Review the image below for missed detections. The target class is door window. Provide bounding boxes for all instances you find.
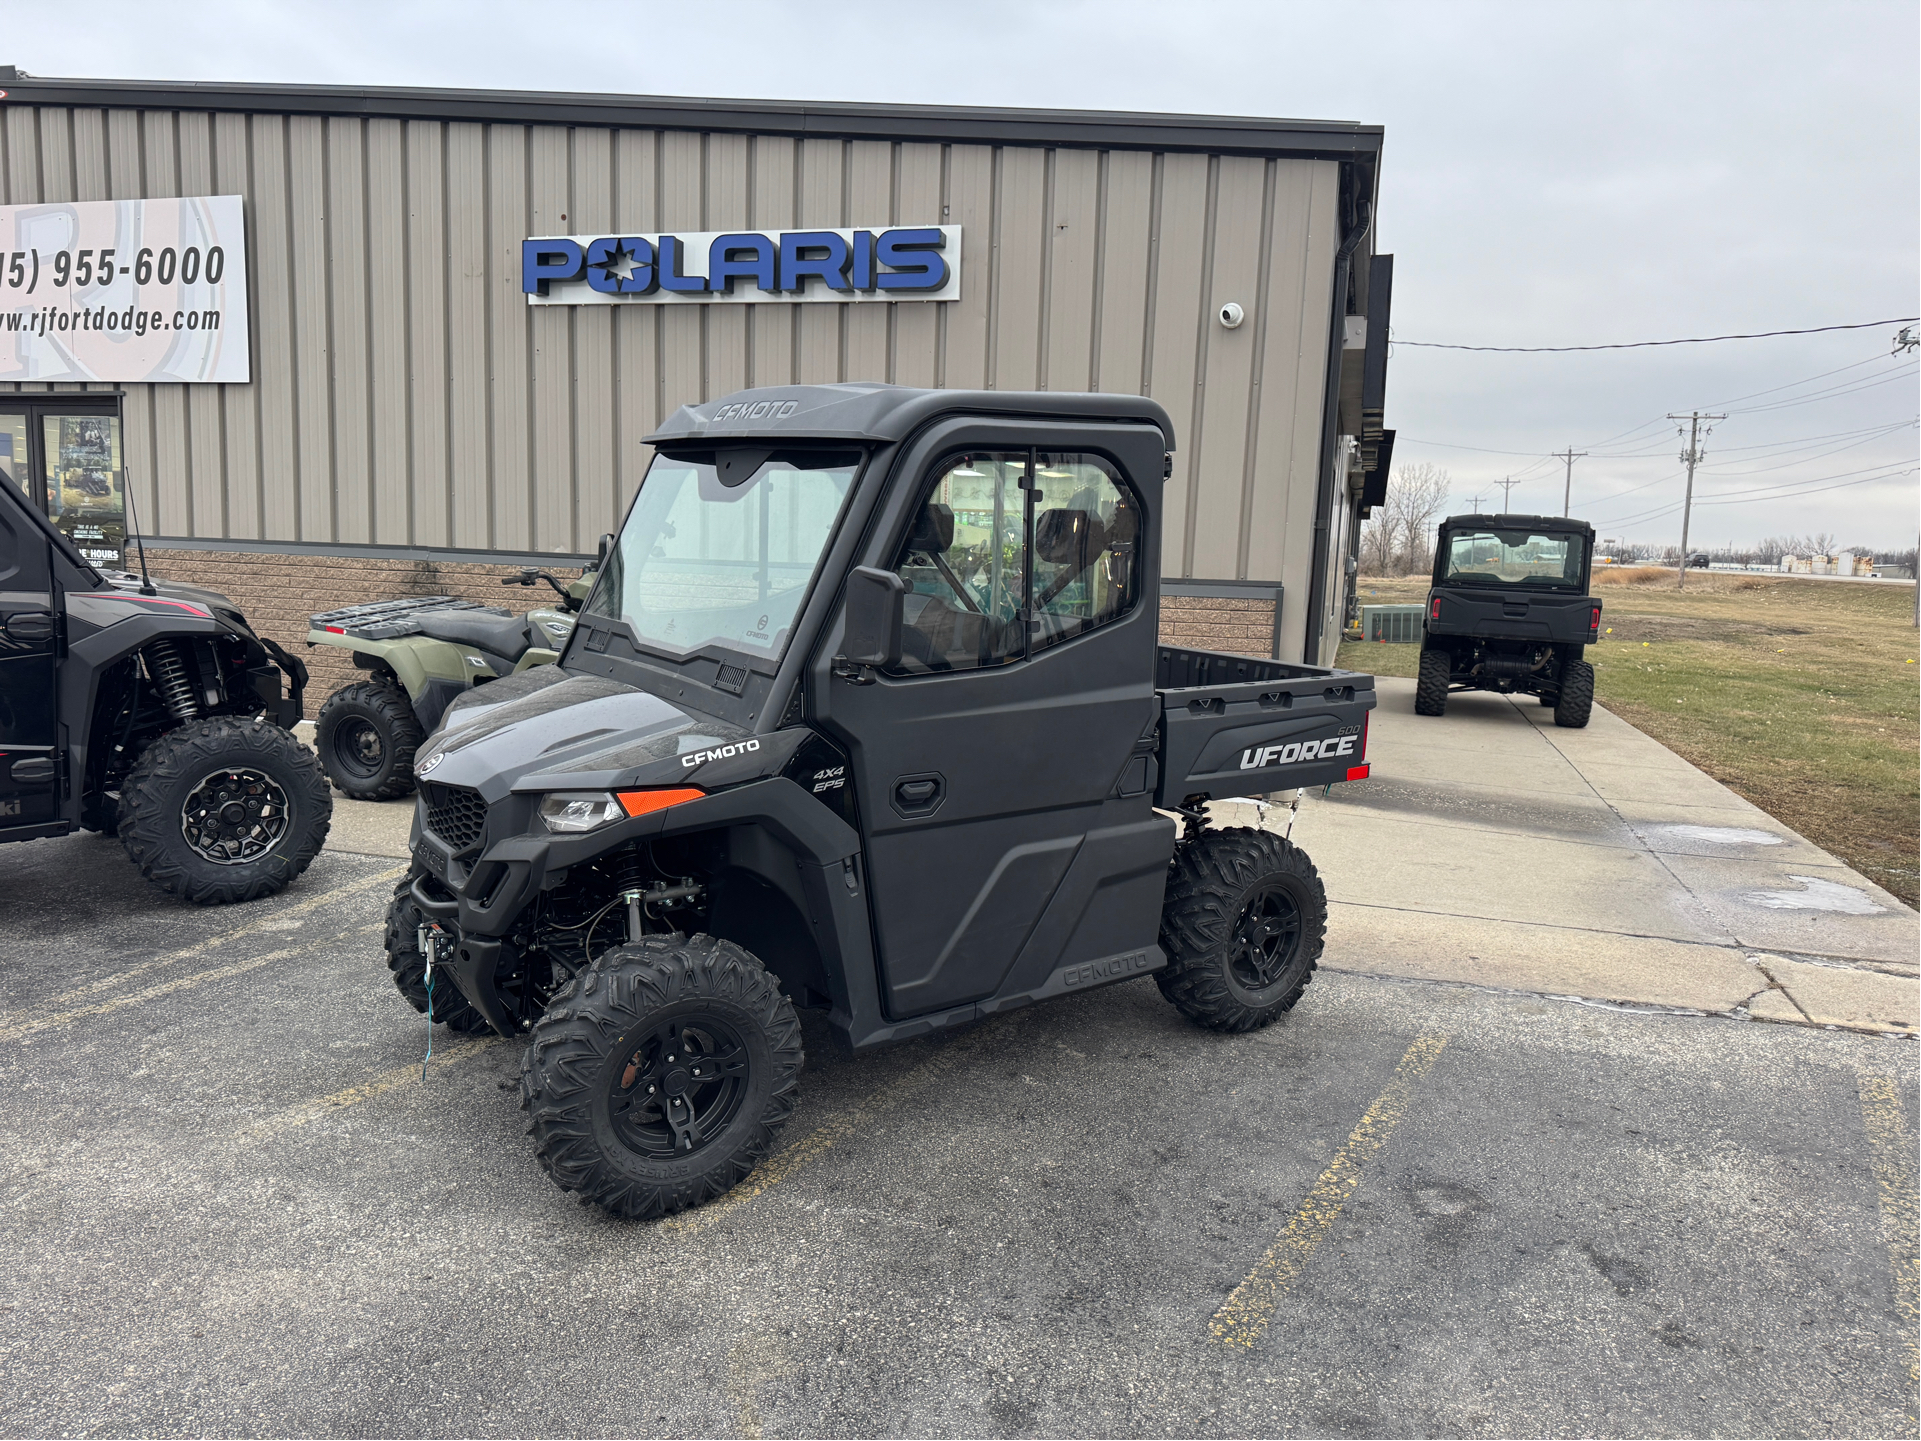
[890,451,1027,675]
[1030,452,1140,655]
[888,449,1140,675]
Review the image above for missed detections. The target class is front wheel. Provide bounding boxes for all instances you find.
[1554,659,1595,728]
[1157,828,1327,1033]
[315,679,425,800]
[521,934,803,1220]
[383,874,490,1034]
[117,717,333,904]
[1415,645,1451,716]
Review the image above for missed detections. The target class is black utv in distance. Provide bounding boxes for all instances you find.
[1416,513,1601,728]
[392,383,1377,1221]
[0,477,330,903]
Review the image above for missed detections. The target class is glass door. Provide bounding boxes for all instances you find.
[42,412,125,569]
[0,397,126,570]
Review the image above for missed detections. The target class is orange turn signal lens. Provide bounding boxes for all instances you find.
[614,787,705,818]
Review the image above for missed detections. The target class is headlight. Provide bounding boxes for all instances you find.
[538,787,705,833]
[539,793,625,833]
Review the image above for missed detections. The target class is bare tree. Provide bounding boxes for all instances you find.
[1359,461,1453,575]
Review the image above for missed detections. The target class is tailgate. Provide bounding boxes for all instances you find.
[1155,646,1376,805]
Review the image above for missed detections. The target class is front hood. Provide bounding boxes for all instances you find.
[414,668,774,802]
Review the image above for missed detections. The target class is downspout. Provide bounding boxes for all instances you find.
[1302,195,1372,665]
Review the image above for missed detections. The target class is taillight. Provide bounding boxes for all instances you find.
[1346,764,1371,782]
[1587,606,1601,641]
[1429,596,1441,620]
[615,787,705,818]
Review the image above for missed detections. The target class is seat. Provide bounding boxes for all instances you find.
[413,608,532,657]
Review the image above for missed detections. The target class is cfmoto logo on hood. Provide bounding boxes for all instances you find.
[523,227,961,306]
[1240,734,1358,770]
[682,739,761,769]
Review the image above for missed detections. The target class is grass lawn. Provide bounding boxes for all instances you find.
[1338,570,1921,907]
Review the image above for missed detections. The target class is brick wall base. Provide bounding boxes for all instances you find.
[146,547,585,707]
[141,548,1280,705]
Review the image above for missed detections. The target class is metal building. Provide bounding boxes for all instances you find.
[0,68,1391,671]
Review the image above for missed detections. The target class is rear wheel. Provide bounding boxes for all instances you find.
[316,679,424,800]
[1157,827,1326,1033]
[1554,659,1595,728]
[117,717,332,904]
[1415,645,1451,716]
[521,934,803,1220]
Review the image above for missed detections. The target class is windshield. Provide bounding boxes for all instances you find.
[1441,528,1587,589]
[586,448,860,661]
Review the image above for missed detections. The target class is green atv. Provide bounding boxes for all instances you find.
[306,559,600,799]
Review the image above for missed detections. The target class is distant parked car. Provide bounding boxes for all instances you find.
[1686,553,1710,568]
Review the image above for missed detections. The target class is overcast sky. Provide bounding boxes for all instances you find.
[6,0,1916,550]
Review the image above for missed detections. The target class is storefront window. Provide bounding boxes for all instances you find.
[42,414,125,569]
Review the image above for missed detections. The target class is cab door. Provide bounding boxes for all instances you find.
[0,484,61,832]
[814,434,1172,1021]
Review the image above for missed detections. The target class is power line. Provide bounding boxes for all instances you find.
[1695,465,1917,506]
[1393,318,1920,354]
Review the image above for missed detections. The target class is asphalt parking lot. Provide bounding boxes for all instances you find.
[2,829,1916,1438]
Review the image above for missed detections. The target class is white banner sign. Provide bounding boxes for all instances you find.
[0,194,250,383]
[524,226,961,306]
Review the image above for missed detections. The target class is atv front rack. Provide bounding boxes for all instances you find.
[310,595,514,641]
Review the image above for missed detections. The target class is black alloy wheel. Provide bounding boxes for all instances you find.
[607,1013,752,1159]
[521,933,803,1220]
[1228,882,1304,993]
[180,767,291,864]
[117,716,332,904]
[1157,826,1328,1033]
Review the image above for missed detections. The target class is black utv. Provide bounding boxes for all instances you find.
[1416,513,1602,728]
[0,477,329,903]
[390,383,1377,1220]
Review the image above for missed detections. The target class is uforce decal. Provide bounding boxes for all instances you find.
[1239,733,1359,770]
[682,739,762,769]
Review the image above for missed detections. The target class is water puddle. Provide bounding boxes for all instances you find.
[1747,875,1886,915]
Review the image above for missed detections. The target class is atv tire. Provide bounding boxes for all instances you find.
[1158,827,1326,1033]
[383,874,490,1034]
[1553,659,1595,729]
[118,717,332,905]
[1415,646,1450,716]
[316,679,424,800]
[521,934,803,1221]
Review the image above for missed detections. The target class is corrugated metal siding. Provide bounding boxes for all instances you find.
[0,105,1338,590]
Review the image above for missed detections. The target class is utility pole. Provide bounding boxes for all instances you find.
[1466,492,1488,513]
[1553,447,1587,517]
[1496,476,1521,512]
[1667,410,1725,590]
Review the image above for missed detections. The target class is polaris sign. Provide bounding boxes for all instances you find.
[524,227,961,307]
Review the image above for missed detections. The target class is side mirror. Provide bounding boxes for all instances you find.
[835,566,905,679]
[593,533,615,572]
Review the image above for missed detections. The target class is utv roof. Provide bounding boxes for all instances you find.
[647,383,1178,450]
[1441,513,1595,534]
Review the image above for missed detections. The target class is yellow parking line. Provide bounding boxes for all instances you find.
[0,922,381,1044]
[246,1036,503,1141]
[1859,1075,1919,1386]
[1209,1031,1450,1349]
[7,863,404,1017]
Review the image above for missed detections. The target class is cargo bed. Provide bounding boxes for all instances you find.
[1153,645,1376,807]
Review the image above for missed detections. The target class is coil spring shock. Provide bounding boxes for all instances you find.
[145,640,200,722]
